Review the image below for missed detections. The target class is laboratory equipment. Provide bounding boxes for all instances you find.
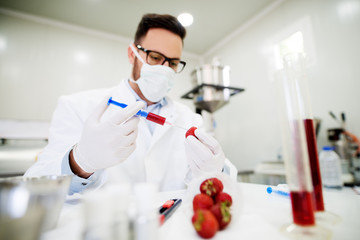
[275,59,330,239]
[105,184,132,240]
[0,175,72,240]
[0,181,45,240]
[83,188,114,240]
[319,146,343,188]
[282,53,325,212]
[282,53,340,225]
[266,184,290,197]
[108,97,168,126]
[327,115,360,185]
[181,59,244,113]
[134,182,159,240]
[327,128,350,160]
[181,58,244,133]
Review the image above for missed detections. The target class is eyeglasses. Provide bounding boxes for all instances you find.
[136,45,186,73]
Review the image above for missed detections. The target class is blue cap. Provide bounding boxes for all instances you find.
[322,146,335,151]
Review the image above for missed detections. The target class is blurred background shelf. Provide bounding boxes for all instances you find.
[0,120,49,177]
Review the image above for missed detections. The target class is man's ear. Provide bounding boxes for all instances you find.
[128,45,135,64]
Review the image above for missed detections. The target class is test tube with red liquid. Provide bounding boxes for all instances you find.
[282,53,324,212]
[275,66,330,239]
[283,53,340,225]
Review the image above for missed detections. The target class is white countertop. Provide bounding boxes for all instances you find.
[42,182,360,240]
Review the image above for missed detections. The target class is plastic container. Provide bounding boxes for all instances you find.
[319,146,343,189]
[133,183,159,240]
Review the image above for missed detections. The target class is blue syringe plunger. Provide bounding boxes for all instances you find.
[108,97,148,118]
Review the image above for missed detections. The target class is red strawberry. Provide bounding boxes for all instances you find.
[215,192,232,207]
[185,126,198,138]
[210,203,232,230]
[200,178,224,197]
[193,193,214,211]
[192,209,219,238]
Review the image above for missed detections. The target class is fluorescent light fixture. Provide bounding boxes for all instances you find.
[177,13,193,27]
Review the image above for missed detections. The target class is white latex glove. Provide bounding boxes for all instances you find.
[185,129,225,176]
[73,96,145,173]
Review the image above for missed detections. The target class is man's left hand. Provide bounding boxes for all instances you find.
[185,129,225,177]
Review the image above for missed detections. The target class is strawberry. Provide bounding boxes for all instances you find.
[215,191,232,207]
[210,203,232,230]
[193,193,214,211]
[200,178,224,197]
[185,126,198,138]
[192,209,219,238]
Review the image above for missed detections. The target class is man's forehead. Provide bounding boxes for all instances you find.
[140,28,183,58]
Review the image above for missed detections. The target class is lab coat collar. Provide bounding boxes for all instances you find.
[112,79,137,104]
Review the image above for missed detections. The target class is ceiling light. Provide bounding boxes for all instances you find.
[177,13,193,27]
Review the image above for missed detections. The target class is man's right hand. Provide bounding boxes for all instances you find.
[71,95,145,175]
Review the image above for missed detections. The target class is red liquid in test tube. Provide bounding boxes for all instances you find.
[304,119,325,212]
[290,191,315,226]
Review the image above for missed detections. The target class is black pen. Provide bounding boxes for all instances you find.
[159,198,182,225]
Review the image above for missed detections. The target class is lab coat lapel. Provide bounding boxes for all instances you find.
[148,98,177,150]
[111,79,136,103]
[145,99,178,183]
[102,79,137,122]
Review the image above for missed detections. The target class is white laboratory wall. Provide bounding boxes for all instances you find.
[0,11,200,121]
[1,1,359,174]
[204,0,360,171]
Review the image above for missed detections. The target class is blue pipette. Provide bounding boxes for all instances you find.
[266,184,290,197]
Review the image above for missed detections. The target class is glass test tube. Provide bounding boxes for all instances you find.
[275,62,330,239]
[282,53,324,212]
[283,53,340,225]
[276,67,315,226]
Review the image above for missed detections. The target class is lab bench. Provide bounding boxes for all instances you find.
[238,160,287,186]
[0,140,46,177]
[42,182,360,240]
[0,120,49,177]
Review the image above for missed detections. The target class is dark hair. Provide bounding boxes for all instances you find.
[134,13,186,45]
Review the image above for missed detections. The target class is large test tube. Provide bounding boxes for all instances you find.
[282,53,325,212]
[275,59,330,238]
[283,53,340,225]
[276,68,314,226]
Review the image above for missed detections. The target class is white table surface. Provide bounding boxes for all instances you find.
[42,182,360,240]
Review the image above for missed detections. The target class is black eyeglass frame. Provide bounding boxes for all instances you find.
[136,44,186,73]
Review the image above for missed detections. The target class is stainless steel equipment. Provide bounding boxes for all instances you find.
[328,128,352,160]
[0,175,72,240]
[181,60,244,114]
[327,128,360,184]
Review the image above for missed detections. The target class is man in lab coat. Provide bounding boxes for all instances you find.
[25,13,237,194]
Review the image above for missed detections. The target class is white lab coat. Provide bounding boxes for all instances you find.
[25,80,237,191]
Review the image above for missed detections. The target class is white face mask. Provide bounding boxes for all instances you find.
[129,43,176,103]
